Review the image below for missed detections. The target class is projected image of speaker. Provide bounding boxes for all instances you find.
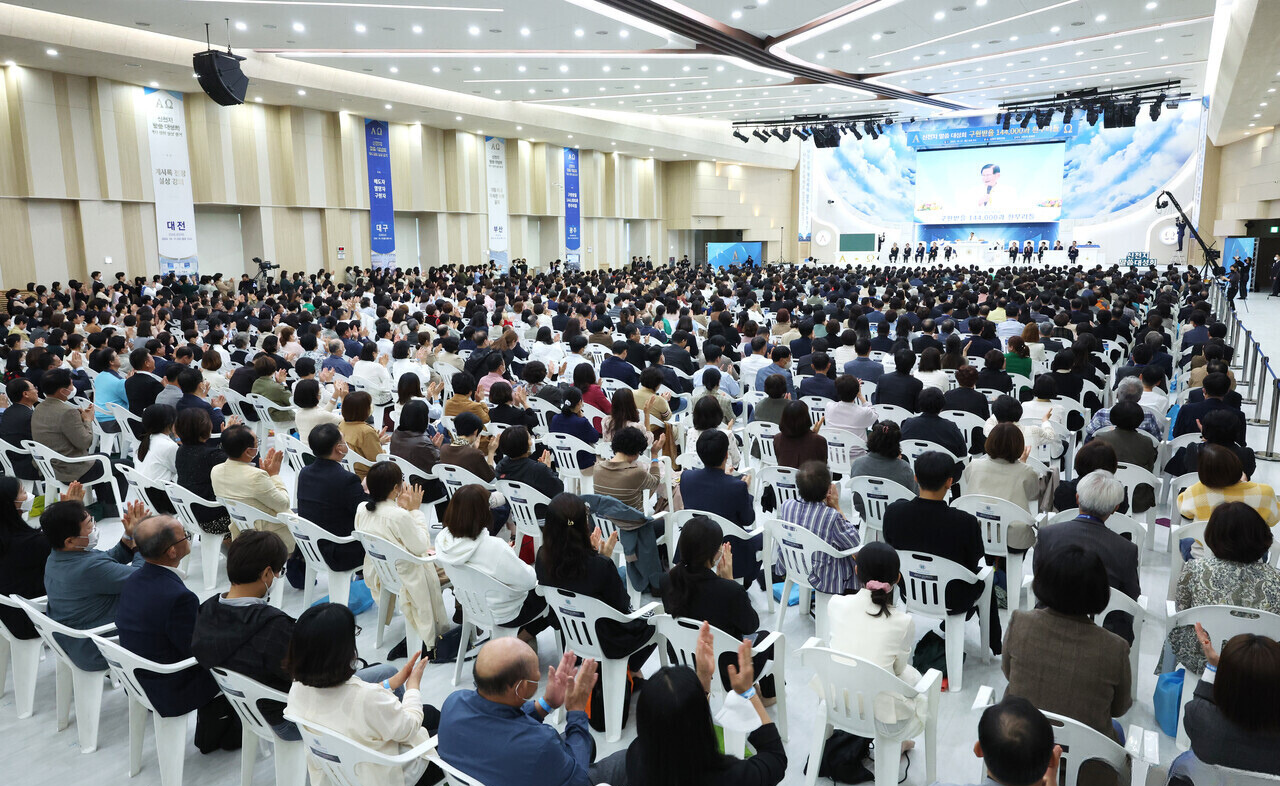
[811,125,841,148]
[193,50,248,106]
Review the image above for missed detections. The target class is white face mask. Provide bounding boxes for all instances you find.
[82,525,100,551]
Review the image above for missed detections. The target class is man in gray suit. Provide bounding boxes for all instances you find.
[31,368,127,517]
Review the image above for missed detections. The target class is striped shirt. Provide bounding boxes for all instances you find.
[779,498,861,594]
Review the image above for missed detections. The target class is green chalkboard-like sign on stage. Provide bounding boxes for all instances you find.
[839,233,877,252]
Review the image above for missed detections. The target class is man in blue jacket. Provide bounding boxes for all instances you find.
[600,341,640,387]
[676,430,761,588]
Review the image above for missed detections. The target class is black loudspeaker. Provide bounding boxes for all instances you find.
[193,50,249,106]
[811,125,841,148]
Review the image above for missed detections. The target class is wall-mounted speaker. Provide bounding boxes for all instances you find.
[193,49,248,106]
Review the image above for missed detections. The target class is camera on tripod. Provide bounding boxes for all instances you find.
[252,256,279,271]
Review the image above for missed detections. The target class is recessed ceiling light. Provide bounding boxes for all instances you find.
[1095,14,1106,22]
[468,25,480,35]
[292,22,305,33]
[559,64,568,72]
[971,43,980,49]
[934,10,945,20]
[567,134,573,138]
[1155,37,1164,43]
[1008,35,1017,41]
[682,154,687,157]
[254,96,262,103]
[1146,1,1157,8]
[235,21,247,31]
[1270,88,1277,93]
[816,52,825,59]
[149,81,158,87]
[842,43,851,50]
[354,23,366,33]
[389,66,398,73]
[297,89,306,95]
[716,65,725,71]
[610,141,616,145]
[383,104,392,109]
[528,88,535,94]
[562,87,569,93]
[432,66,440,73]
[517,65,526,72]
[602,65,610,72]
[494,89,501,95]
[641,65,648,72]
[473,66,481,72]
[520,27,530,36]
[574,28,584,37]
[45,48,57,57]
[3,60,13,67]
[1050,25,1060,33]
[455,115,462,121]
[619,29,629,38]
[1254,113,1262,118]
[872,33,881,41]
[1262,102,1269,107]
[412,25,422,34]
[731,9,742,19]
[1075,50,1084,56]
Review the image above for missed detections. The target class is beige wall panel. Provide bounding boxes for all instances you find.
[121,201,158,278]
[422,127,448,213]
[301,110,327,208]
[320,112,346,210]
[20,69,68,199]
[0,199,35,288]
[64,76,101,201]
[28,200,72,285]
[240,208,265,278]
[300,208,324,274]
[194,206,245,278]
[539,216,564,263]
[109,83,146,202]
[76,201,127,279]
[0,75,24,196]
[419,213,445,269]
[251,104,276,206]
[390,121,415,213]
[230,106,261,206]
[186,97,220,204]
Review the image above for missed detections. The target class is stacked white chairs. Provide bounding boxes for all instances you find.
[764,518,857,639]
[0,593,43,719]
[167,484,231,591]
[91,634,198,786]
[541,432,598,494]
[800,639,941,786]
[440,561,535,686]
[280,511,358,608]
[355,531,433,657]
[14,595,112,752]
[973,686,1151,786]
[210,667,307,786]
[953,495,1035,623]
[537,587,660,743]
[495,479,551,556]
[845,476,914,543]
[284,712,438,786]
[898,552,993,692]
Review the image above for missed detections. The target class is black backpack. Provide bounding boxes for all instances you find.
[805,731,874,784]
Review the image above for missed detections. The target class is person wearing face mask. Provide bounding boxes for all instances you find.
[114,514,224,722]
[31,367,128,518]
[296,424,369,574]
[0,476,48,641]
[40,489,150,671]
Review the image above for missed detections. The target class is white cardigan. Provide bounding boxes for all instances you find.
[434,528,536,624]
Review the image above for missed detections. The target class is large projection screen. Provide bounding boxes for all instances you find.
[914,142,1065,224]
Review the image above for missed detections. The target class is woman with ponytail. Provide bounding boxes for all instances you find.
[137,403,179,483]
[354,461,449,651]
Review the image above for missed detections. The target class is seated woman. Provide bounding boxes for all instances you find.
[434,484,551,644]
[602,387,651,446]
[691,366,737,425]
[847,421,919,512]
[572,363,612,424]
[535,493,655,675]
[912,347,948,392]
[352,342,394,407]
[1090,400,1157,513]
[685,395,741,471]
[1168,502,1280,676]
[493,426,563,504]
[356,462,450,653]
[293,377,347,445]
[1179,444,1280,560]
[249,355,294,423]
[824,375,875,453]
[962,423,1040,529]
[200,350,230,396]
[1168,627,1280,782]
[1004,336,1032,379]
[660,515,777,702]
[1004,545,1132,764]
[174,408,233,536]
[772,401,827,469]
[1164,407,1257,480]
[389,399,445,495]
[0,477,48,641]
[549,387,601,473]
[488,381,538,432]
[284,603,442,786]
[977,349,1014,394]
[779,460,859,595]
[136,403,179,484]
[340,390,390,480]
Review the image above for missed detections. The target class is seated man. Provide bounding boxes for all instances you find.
[884,450,1000,653]
[843,337,884,385]
[797,352,838,400]
[900,387,967,459]
[872,349,923,412]
[0,378,40,480]
[438,639,597,786]
[674,430,761,588]
[115,514,221,718]
[175,367,228,433]
[296,424,369,573]
[754,345,795,398]
[444,371,492,424]
[779,460,860,594]
[41,488,145,671]
[1174,371,1246,444]
[125,348,164,419]
[934,696,1059,786]
[1083,376,1162,442]
[1033,469,1140,643]
[599,341,640,388]
[209,425,302,584]
[31,368,127,517]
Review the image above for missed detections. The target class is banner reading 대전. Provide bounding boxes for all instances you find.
[564,147,581,257]
[145,89,198,275]
[365,119,396,269]
[486,137,510,272]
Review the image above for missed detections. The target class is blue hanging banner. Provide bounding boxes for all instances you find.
[564,147,581,254]
[365,119,396,268]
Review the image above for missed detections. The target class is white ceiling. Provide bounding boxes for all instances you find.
[1,0,1238,133]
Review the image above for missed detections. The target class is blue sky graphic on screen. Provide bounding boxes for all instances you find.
[915,143,1064,224]
[706,242,761,268]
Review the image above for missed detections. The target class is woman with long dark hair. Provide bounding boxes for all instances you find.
[0,476,47,640]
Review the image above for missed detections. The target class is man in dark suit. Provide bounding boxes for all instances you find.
[599,341,640,387]
[115,514,221,718]
[798,353,839,400]
[1174,371,1246,444]
[622,325,648,371]
[911,319,943,353]
[1033,469,1140,643]
[297,424,369,572]
[124,348,163,419]
[943,365,991,420]
[677,430,760,588]
[662,331,695,375]
[871,350,923,412]
[1180,311,1210,353]
[1113,344,1154,389]
[0,378,39,479]
[901,388,967,464]
[843,338,884,384]
[789,320,814,360]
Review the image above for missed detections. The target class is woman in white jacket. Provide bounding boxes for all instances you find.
[434,483,552,644]
[356,461,450,649]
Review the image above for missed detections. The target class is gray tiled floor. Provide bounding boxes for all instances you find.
[4,291,1278,786]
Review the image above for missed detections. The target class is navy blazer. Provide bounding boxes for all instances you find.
[798,374,838,401]
[297,458,369,572]
[115,562,220,717]
[599,356,640,387]
[176,392,226,432]
[1173,397,1247,444]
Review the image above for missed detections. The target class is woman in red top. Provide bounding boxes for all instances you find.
[573,363,612,431]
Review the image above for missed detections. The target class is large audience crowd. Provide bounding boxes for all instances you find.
[1,260,1279,786]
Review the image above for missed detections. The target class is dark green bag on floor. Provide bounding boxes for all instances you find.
[912,630,949,676]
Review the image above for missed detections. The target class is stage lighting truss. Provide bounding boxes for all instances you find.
[995,80,1192,135]
[728,112,899,145]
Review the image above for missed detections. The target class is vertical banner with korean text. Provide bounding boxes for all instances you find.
[145,88,198,275]
[564,147,581,269]
[365,119,396,269]
[485,137,510,272]
[797,143,813,243]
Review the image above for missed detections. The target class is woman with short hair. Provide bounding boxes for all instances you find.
[1179,443,1280,529]
[772,400,826,469]
[340,390,390,480]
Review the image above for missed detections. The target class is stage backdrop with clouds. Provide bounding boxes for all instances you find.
[808,102,1204,266]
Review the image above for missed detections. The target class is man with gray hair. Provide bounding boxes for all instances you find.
[321,338,353,377]
[1032,469,1140,643]
[114,514,223,719]
[1082,376,1162,442]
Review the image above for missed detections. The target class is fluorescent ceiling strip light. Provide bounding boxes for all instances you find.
[529,83,873,104]
[767,0,907,52]
[927,51,1153,89]
[558,0,687,46]
[184,0,501,9]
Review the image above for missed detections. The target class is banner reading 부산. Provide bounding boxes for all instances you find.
[365,119,396,269]
[486,137,510,272]
[144,89,198,275]
[564,147,581,257]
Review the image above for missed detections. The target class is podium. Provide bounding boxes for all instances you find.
[953,241,988,265]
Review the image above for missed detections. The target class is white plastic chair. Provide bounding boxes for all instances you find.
[210,668,307,786]
[800,395,828,425]
[823,430,864,477]
[899,439,964,470]
[440,561,533,686]
[537,587,659,742]
[104,403,142,456]
[939,409,987,452]
[15,596,112,752]
[24,440,116,509]
[871,404,912,424]
[0,593,43,719]
[763,518,857,639]
[528,398,560,433]
[898,551,993,692]
[495,479,551,555]
[167,484,230,591]
[1164,471,1200,552]
[355,532,434,657]
[117,463,173,517]
[542,432,599,494]
[91,635,197,786]
[973,686,1151,786]
[744,421,780,468]
[285,712,437,786]
[433,463,497,501]
[845,476,914,543]
[280,511,358,608]
[752,465,801,601]
[1167,519,1208,599]
[653,614,788,756]
[953,495,1035,622]
[800,639,941,786]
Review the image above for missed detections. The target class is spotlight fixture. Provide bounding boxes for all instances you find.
[752,129,770,143]
[994,112,1003,125]
[1087,104,1100,125]
[1062,104,1074,125]
[1001,112,1012,130]
[1019,112,1032,129]
[851,125,862,140]
[875,122,883,134]
[1034,109,1051,129]
[795,127,811,141]
[884,117,894,125]
[733,129,750,143]
[1150,92,1166,121]
[769,127,787,142]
